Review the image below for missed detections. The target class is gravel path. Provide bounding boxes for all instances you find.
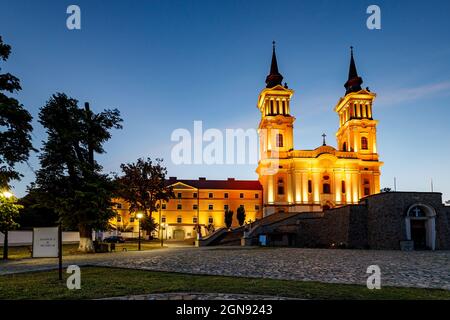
[1,247,449,290]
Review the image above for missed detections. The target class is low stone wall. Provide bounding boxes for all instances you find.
[365,192,450,250]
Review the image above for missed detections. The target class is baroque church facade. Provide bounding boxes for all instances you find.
[257,44,382,216]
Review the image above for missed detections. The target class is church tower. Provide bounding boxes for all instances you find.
[334,47,382,196]
[335,47,378,156]
[257,42,295,160]
[256,42,295,216]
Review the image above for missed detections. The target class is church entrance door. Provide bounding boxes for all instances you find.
[411,220,426,250]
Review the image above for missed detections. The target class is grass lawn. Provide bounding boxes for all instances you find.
[0,241,163,260]
[0,267,449,300]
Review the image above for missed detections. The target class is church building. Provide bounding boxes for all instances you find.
[257,43,382,216]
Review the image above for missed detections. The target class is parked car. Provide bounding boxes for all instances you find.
[103,236,125,243]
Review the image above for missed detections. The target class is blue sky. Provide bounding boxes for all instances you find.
[1,0,449,201]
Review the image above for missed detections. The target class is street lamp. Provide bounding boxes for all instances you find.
[1,191,13,199]
[136,212,144,251]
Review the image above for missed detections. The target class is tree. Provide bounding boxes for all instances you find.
[140,215,158,237]
[237,206,246,226]
[0,192,22,259]
[33,93,122,252]
[0,36,35,189]
[17,190,58,228]
[117,158,174,221]
[224,209,233,229]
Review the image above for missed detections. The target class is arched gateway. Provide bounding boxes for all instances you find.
[405,204,437,250]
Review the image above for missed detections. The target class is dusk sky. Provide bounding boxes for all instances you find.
[1,0,450,200]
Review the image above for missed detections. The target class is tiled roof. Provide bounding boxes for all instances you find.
[167,177,262,190]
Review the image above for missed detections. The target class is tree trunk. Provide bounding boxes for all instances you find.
[2,230,8,260]
[78,224,95,253]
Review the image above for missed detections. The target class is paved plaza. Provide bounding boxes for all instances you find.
[1,247,449,290]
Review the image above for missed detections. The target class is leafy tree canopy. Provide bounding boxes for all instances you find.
[117,158,174,218]
[33,93,122,251]
[0,36,35,188]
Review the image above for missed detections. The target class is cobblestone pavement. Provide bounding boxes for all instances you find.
[100,292,297,300]
[1,247,449,290]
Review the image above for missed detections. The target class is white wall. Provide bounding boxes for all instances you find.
[0,231,80,246]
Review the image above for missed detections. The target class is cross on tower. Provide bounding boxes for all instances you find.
[322,133,327,146]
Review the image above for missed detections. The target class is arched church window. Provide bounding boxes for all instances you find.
[277,178,285,195]
[323,183,331,194]
[276,133,284,147]
[361,137,368,150]
[342,142,347,152]
[341,181,346,194]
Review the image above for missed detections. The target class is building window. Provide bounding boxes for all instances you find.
[162,203,166,210]
[209,192,213,198]
[177,216,182,223]
[240,193,244,199]
[341,181,346,194]
[161,216,166,223]
[270,100,274,114]
[224,204,229,210]
[177,204,182,210]
[224,193,229,199]
[177,192,182,199]
[277,178,284,195]
[130,217,135,223]
[364,187,370,196]
[208,204,213,210]
[116,203,122,209]
[276,133,284,148]
[255,193,259,199]
[323,183,331,194]
[342,142,347,152]
[193,204,198,210]
[193,192,197,198]
[117,216,122,222]
[208,216,214,224]
[193,216,198,224]
[255,205,260,211]
[308,180,312,193]
[361,137,368,150]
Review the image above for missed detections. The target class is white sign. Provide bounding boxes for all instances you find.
[32,227,59,258]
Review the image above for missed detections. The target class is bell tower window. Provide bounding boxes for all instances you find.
[276,133,284,147]
[342,142,347,152]
[361,137,368,150]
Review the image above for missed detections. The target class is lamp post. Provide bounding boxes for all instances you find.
[1,190,14,260]
[159,200,163,247]
[136,212,144,251]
